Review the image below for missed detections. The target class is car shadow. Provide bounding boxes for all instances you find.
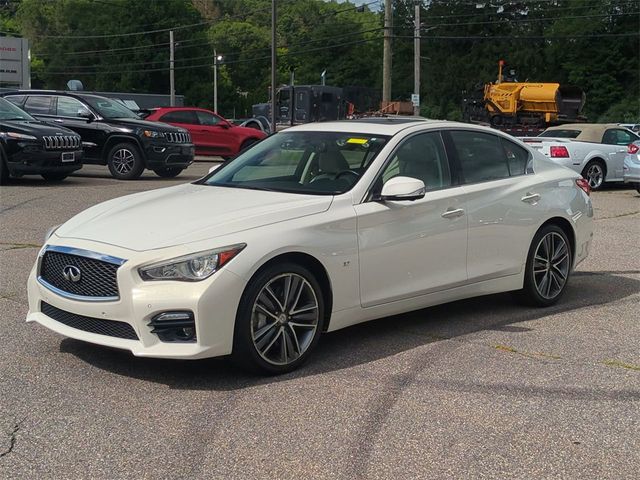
[59,270,640,390]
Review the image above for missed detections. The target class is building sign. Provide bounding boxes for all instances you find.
[0,36,30,88]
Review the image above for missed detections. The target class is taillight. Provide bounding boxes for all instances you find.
[576,178,591,196]
[550,146,570,158]
[628,143,639,154]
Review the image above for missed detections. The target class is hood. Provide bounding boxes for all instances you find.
[1,119,77,137]
[105,117,186,133]
[55,184,333,251]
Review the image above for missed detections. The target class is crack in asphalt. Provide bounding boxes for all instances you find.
[0,242,42,251]
[0,197,44,215]
[596,210,640,220]
[0,419,24,459]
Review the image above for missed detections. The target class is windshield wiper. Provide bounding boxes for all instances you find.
[1,117,30,121]
[207,183,280,192]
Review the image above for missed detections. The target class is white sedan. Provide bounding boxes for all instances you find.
[27,119,594,374]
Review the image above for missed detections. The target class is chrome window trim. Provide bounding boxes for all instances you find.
[36,245,127,303]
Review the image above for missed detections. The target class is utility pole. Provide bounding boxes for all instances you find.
[414,1,420,116]
[169,30,175,107]
[382,0,392,104]
[213,49,218,113]
[270,0,277,133]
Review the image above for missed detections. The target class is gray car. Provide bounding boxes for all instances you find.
[623,140,640,193]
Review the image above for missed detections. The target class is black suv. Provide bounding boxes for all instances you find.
[0,97,83,184]
[2,91,194,180]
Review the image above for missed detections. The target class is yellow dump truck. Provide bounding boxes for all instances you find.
[463,61,586,129]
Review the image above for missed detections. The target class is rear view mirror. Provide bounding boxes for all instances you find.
[378,176,426,202]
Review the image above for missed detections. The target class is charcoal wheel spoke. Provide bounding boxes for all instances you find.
[533,232,570,300]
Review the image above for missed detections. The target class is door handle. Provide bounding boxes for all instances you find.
[441,208,465,219]
[521,192,541,203]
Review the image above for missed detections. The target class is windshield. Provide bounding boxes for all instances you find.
[82,96,139,119]
[202,131,389,195]
[0,98,36,121]
[539,129,581,139]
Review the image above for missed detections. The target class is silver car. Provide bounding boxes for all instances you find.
[623,140,640,193]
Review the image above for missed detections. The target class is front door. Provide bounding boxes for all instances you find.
[195,110,235,157]
[52,96,106,162]
[355,131,468,307]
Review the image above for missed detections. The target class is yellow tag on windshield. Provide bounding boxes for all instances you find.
[346,138,368,145]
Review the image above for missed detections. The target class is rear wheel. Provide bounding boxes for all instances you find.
[41,172,69,182]
[518,224,572,307]
[152,167,183,178]
[107,143,144,180]
[232,263,324,374]
[581,160,605,191]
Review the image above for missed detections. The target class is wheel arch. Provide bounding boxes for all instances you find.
[101,135,146,164]
[583,156,607,176]
[246,251,334,331]
[536,216,576,266]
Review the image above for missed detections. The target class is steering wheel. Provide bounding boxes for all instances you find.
[334,170,360,181]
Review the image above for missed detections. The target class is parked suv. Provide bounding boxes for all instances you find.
[0,97,82,184]
[144,107,266,159]
[2,91,194,179]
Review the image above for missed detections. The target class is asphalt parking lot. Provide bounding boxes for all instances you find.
[1,162,639,479]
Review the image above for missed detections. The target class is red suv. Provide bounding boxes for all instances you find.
[145,107,266,158]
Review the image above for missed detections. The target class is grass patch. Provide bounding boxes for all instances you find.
[494,344,517,353]
[602,359,640,372]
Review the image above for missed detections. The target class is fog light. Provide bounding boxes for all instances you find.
[148,311,196,342]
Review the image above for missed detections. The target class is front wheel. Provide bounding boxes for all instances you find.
[152,167,183,178]
[107,143,144,180]
[232,263,324,374]
[518,225,572,307]
[581,160,605,191]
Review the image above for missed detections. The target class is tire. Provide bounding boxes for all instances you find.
[232,262,325,374]
[0,149,9,185]
[581,160,606,191]
[518,224,572,307]
[239,138,258,153]
[152,167,183,178]
[106,143,144,180]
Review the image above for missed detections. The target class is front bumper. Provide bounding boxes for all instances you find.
[6,147,83,175]
[623,156,640,183]
[143,142,195,169]
[26,239,246,359]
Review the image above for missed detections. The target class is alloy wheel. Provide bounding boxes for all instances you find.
[585,163,604,189]
[533,232,570,300]
[112,148,136,175]
[250,273,319,366]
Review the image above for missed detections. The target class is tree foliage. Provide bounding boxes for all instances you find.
[1,0,638,121]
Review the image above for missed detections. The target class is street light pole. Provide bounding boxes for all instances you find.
[169,30,175,107]
[214,49,218,113]
[382,0,392,104]
[414,1,420,116]
[270,0,277,133]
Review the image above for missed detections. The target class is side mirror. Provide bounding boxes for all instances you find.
[78,109,93,122]
[377,176,426,202]
[219,121,231,129]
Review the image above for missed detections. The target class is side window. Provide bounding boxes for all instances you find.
[23,96,53,114]
[501,138,531,176]
[56,96,90,117]
[195,111,221,126]
[160,110,198,124]
[380,132,451,191]
[449,130,510,184]
[5,95,25,106]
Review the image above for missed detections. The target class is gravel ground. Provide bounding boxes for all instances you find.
[0,163,639,479]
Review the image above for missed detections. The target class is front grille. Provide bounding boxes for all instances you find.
[40,251,120,299]
[165,132,191,144]
[41,302,138,340]
[42,135,81,150]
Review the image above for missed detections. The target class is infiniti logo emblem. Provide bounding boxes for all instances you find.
[62,265,82,283]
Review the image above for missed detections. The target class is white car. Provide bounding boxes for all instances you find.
[522,123,640,190]
[27,119,594,373]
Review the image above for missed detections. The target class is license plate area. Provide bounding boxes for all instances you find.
[61,152,75,162]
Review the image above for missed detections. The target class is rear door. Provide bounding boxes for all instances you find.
[444,129,542,282]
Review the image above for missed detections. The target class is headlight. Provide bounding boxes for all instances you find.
[44,224,61,242]
[142,130,165,138]
[138,244,246,282]
[0,132,38,141]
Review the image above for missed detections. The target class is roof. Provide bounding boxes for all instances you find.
[544,123,622,143]
[288,118,463,136]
